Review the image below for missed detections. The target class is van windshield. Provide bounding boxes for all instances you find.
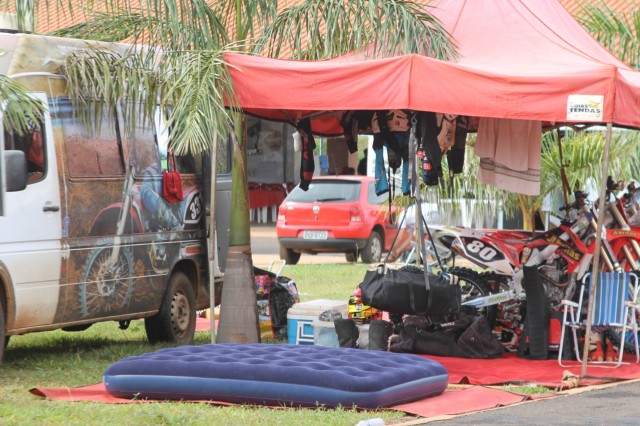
[287,180,360,203]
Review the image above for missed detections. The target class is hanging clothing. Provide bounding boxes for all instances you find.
[372,110,412,194]
[340,110,375,154]
[475,118,542,196]
[446,116,469,175]
[296,118,316,191]
[372,134,388,195]
[416,112,443,187]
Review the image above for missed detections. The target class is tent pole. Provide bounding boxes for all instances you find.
[209,133,219,343]
[581,122,613,377]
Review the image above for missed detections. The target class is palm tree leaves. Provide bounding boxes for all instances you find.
[540,129,640,207]
[161,50,236,155]
[0,75,45,135]
[577,0,640,69]
[254,0,456,60]
[60,43,234,154]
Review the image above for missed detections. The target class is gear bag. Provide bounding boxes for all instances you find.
[390,314,503,358]
[358,265,461,317]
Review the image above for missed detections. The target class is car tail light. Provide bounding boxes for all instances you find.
[350,206,362,222]
[277,204,286,222]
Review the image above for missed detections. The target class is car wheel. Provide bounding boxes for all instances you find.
[361,230,383,263]
[0,299,5,364]
[145,271,196,345]
[279,245,301,265]
[345,250,358,263]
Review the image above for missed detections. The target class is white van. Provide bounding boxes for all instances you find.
[0,33,232,362]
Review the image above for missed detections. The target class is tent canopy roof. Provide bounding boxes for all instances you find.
[225,0,640,134]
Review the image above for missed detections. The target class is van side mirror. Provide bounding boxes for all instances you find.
[5,150,28,192]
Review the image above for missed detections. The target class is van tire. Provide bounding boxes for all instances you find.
[145,272,196,344]
[361,230,383,264]
[0,299,5,364]
[279,246,301,265]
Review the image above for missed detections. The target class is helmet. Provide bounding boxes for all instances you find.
[348,287,382,323]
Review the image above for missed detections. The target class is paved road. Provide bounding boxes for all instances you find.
[249,223,640,424]
[422,379,640,425]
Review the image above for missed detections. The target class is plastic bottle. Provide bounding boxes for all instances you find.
[355,418,385,426]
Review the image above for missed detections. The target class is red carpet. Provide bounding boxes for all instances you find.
[427,352,640,387]
[29,382,533,417]
[29,348,640,419]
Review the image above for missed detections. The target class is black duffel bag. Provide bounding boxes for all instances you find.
[359,265,461,317]
[390,314,503,359]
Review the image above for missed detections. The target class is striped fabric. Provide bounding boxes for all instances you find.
[592,272,630,327]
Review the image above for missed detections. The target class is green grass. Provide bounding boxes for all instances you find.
[0,263,409,426]
[280,263,372,302]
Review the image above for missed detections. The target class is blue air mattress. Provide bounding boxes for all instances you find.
[103,343,448,408]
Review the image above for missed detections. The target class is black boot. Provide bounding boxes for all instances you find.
[334,319,360,349]
[368,319,394,351]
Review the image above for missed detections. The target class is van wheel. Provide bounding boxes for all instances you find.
[0,300,5,364]
[279,245,301,265]
[79,243,134,317]
[361,231,383,263]
[145,272,196,344]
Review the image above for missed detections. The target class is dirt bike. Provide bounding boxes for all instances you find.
[79,165,203,318]
[431,191,604,351]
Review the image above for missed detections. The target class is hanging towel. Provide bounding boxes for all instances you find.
[475,118,542,196]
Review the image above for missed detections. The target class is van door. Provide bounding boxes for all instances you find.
[0,93,62,330]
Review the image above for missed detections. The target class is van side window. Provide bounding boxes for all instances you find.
[3,123,46,184]
[173,135,231,175]
[58,99,125,177]
[127,108,161,178]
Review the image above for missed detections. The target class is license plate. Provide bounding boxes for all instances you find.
[303,230,328,240]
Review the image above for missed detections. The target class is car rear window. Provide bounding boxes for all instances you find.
[287,180,361,202]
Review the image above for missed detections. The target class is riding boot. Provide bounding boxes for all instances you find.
[368,319,394,351]
[157,201,182,231]
[334,319,360,349]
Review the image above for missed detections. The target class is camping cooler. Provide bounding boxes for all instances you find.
[287,299,348,345]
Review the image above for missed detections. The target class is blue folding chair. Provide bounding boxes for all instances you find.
[559,272,640,367]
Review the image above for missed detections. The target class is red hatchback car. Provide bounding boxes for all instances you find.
[276,176,399,264]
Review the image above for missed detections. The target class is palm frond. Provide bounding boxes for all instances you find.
[0,75,45,135]
[577,0,640,69]
[60,44,235,155]
[255,0,456,60]
[541,128,640,210]
[160,50,236,155]
[214,0,277,47]
[40,1,230,51]
[50,11,146,42]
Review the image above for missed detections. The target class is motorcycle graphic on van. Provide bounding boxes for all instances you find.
[80,164,204,318]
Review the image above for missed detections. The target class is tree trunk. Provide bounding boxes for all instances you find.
[216,247,260,343]
[216,112,260,343]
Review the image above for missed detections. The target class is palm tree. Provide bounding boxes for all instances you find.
[577,0,640,69]
[16,0,454,342]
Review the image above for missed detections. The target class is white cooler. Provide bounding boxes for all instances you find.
[287,299,347,345]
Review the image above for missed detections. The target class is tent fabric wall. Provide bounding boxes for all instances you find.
[224,0,640,133]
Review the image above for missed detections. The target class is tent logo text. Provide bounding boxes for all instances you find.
[566,95,604,121]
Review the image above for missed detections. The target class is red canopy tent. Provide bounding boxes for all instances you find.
[225,0,640,133]
[224,0,640,375]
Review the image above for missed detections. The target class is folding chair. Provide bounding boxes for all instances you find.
[558,271,640,367]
